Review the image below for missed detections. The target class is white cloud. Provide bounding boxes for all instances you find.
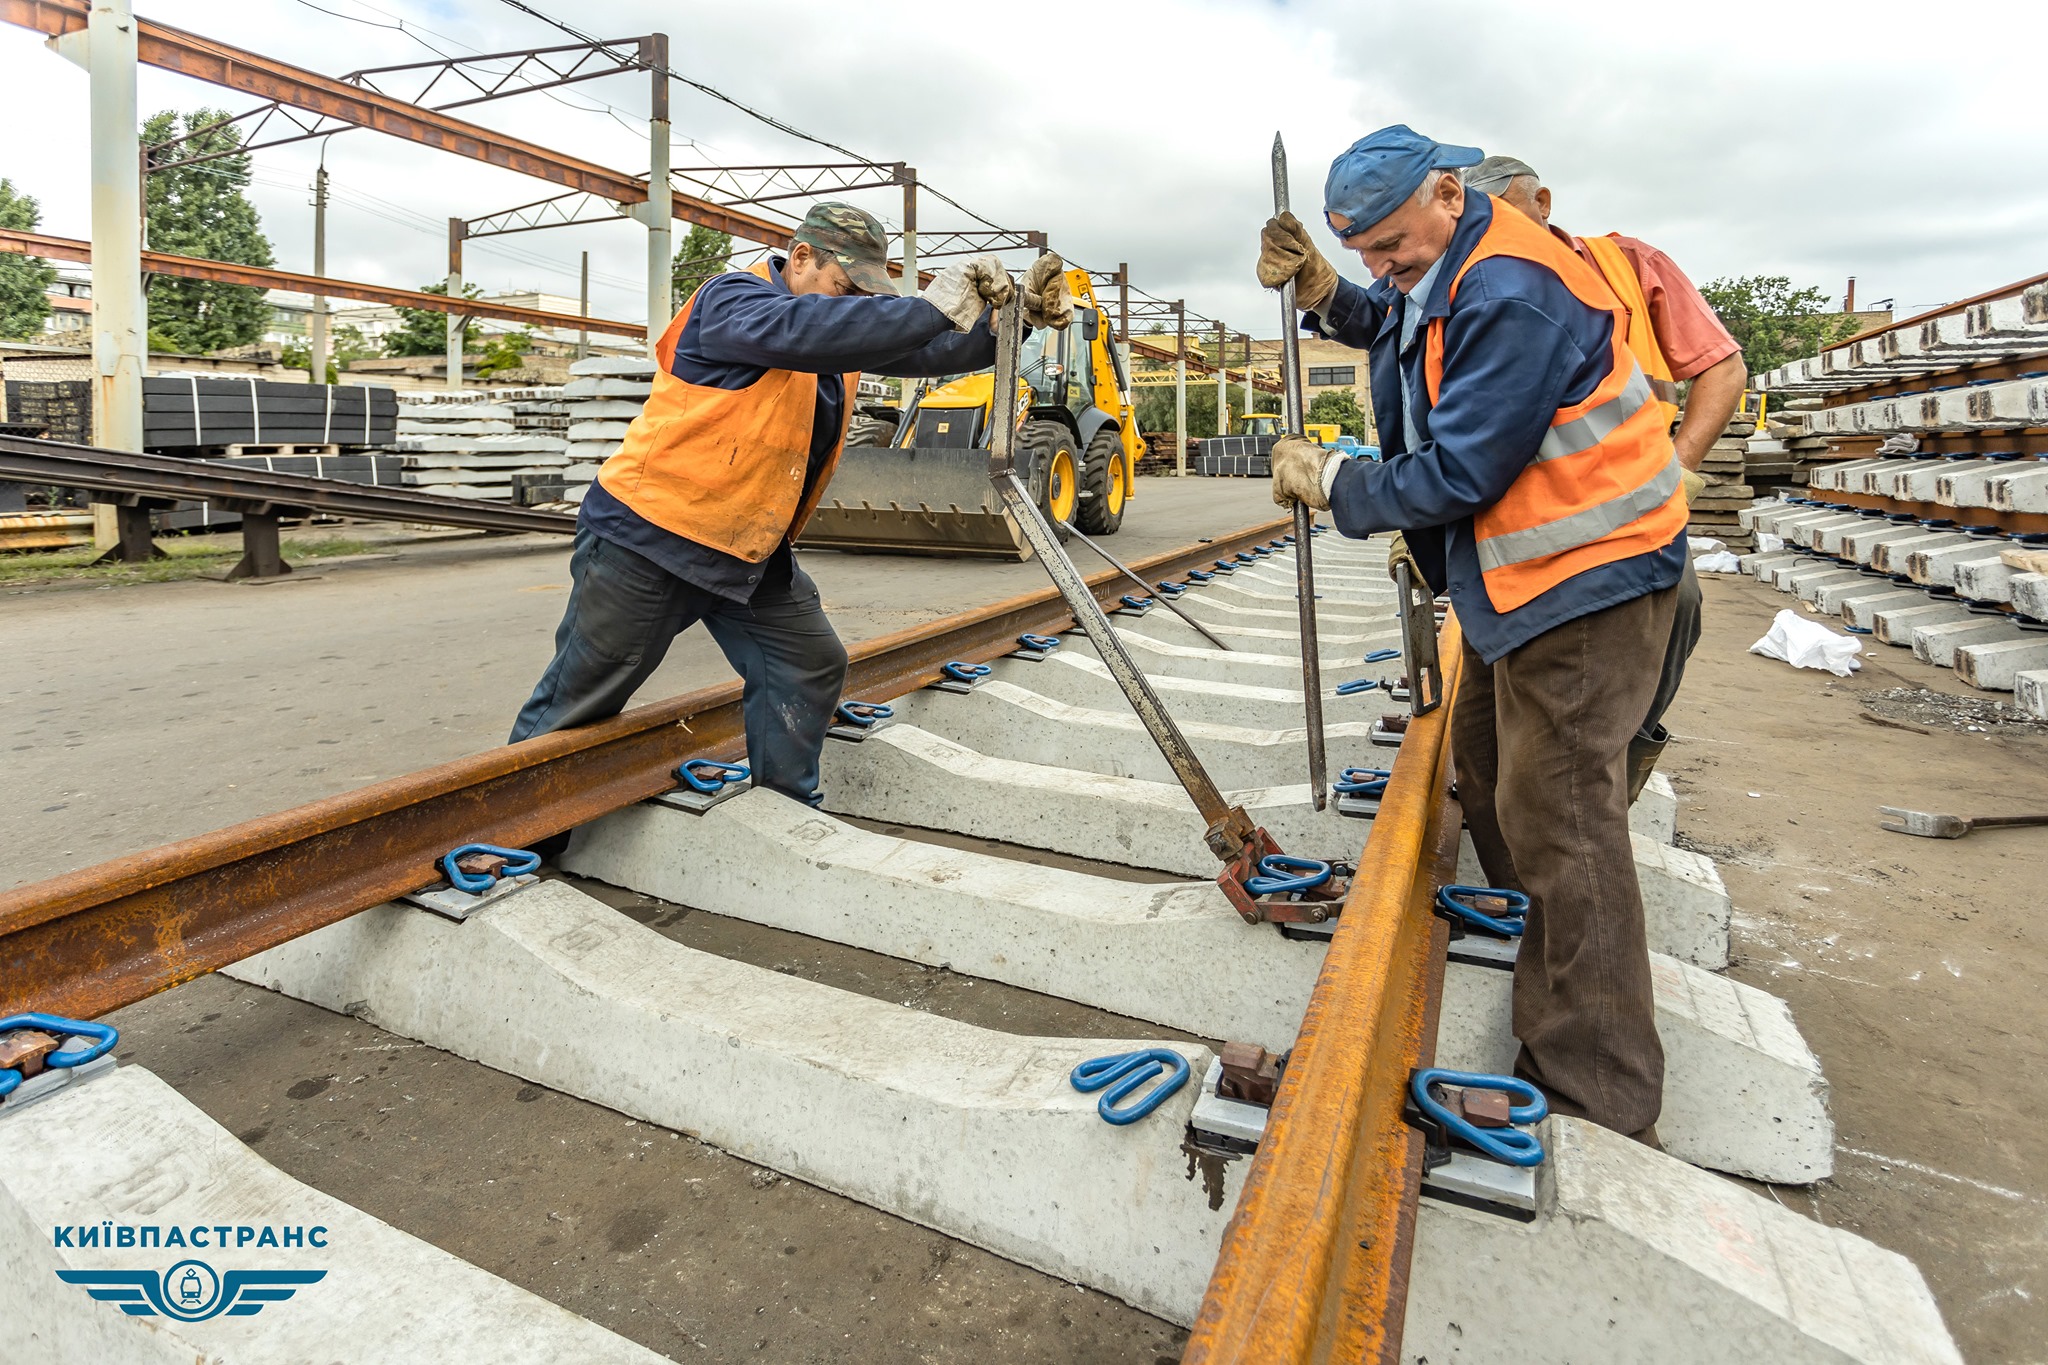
[0,0,2038,333]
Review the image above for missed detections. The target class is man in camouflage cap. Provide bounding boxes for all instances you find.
[511,201,1070,816]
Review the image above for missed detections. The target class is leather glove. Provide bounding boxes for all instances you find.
[1270,435,1334,511]
[1385,530,1421,585]
[1680,467,1707,507]
[1256,212,1339,314]
[1021,252,1072,331]
[921,254,1014,332]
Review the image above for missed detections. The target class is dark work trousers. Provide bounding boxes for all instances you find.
[1451,585,1678,1137]
[509,529,848,805]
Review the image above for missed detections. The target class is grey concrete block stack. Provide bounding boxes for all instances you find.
[560,355,655,506]
[393,394,570,503]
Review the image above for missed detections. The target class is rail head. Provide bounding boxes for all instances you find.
[1185,613,1466,1365]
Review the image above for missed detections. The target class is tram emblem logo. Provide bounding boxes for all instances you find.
[57,1259,326,1322]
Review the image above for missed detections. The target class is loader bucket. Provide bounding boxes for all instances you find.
[798,444,1031,560]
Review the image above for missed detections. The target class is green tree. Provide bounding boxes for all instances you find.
[474,329,534,379]
[280,322,375,383]
[672,223,732,309]
[383,281,479,359]
[1134,382,1218,436]
[141,108,275,352]
[1308,388,1370,440]
[1699,275,1858,374]
[0,179,55,339]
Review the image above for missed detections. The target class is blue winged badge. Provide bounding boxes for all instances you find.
[58,1261,326,1322]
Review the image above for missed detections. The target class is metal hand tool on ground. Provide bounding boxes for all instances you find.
[1878,806,2048,839]
[987,296,1336,924]
[1394,561,1444,716]
[1057,517,1234,652]
[1271,133,1330,810]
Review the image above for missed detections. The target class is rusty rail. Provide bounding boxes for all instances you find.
[0,520,1287,1022]
[1185,613,1465,1365]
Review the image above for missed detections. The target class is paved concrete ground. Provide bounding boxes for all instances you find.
[2,476,1280,886]
[6,486,2041,1361]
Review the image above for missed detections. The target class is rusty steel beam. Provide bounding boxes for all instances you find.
[1129,336,1281,394]
[0,228,647,338]
[1185,612,1466,1365]
[0,520,1290,1023]
[0,0,798,247]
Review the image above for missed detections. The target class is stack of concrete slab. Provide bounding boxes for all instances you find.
[393,394,570,504]
[1740,498,2048,714]
[559,355,654,506]
[1690,414,1761,549]
[1754,283,2048,397]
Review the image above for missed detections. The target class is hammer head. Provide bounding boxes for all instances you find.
[1878,807,1969,839]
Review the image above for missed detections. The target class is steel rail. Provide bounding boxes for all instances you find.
[0,519,1287,1023]
[0,229,649,339]
[0,434,580,537]
[1185,612,1466,1365]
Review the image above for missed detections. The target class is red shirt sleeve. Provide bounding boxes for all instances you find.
[1606,235,1741,381]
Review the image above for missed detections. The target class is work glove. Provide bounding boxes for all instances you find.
[1021,252,1072,331]
[1679,467,1707,507]
[1256,212,1339,314]
[922,254,1014,332]
[1270,435,1335,512]
[1385,530,1421,585]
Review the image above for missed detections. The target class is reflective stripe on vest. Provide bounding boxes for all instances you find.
[1535,363,1655,463]
[1476,457,1682,572]
[1577,234,1681,420]
[595,261,860,563]
[1423,197,1687,614]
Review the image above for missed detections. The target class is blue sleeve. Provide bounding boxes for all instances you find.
[867,315,1000,377]
[687,272,961,374]
[1328,284,1595,535]
[1303,275,1388,350]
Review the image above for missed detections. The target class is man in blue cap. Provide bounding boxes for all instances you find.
[1256,125,1689,1143]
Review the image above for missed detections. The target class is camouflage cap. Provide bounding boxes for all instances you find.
[791,201,896,295]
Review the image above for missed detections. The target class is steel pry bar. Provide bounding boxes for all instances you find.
[1273,131,1329,811]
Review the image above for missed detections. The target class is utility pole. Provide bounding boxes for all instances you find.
[576,250,589,359]
[308,160,329,384]
[1242,333,1254,421]
[64,0,145,549]
[1174,300,1187,478]
[898,165,918,297]
[1214,319,1227,435]
[444,217,465,391]
[640,33,673,354]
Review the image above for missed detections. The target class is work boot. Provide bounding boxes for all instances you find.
[1625,723,1668,804]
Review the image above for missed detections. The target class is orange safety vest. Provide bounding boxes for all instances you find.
[1577,233,1681,429]
[596,261,861,562]
[1424,198,1685,614]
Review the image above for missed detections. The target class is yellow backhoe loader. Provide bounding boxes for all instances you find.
[797,269,1143,560]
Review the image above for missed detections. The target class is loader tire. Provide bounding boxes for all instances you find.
[1017,420,1079,537]
[1074,426,1128,535]
[845,413,900,448]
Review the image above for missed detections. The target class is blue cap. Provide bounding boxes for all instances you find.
[1323,125,1484,237]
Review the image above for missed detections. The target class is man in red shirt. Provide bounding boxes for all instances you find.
[1462,155,1746,798]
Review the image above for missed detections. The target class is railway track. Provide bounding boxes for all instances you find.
[0,520,1961,1363]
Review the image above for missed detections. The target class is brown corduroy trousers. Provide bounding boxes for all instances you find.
[1451,585,1679,1137]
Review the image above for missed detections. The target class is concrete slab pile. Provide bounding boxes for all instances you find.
[1,1064,669,1365]
[557,355,654,507]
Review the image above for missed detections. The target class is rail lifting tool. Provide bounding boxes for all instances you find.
[1271,133,1330,806]
[986,293,1342,926]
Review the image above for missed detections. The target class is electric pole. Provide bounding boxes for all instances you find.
[308,161,329,384]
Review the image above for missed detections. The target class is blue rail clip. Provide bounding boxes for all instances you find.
[1435,884,1529,938]
[930,661,991,694]
[1070,1049,1192,1125]
[1409,1068,1548,1167]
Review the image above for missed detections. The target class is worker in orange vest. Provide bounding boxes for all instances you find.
[511,202,1070,809]
[1258,126,1685,1142]
[1460,154,1748,798]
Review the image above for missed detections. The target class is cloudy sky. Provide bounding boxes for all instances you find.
[1,0,2037,337]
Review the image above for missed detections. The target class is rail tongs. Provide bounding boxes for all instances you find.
[984,294,1347,927]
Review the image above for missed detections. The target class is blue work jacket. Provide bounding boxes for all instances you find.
[583,258,998,601]
[1308,193,1683,662]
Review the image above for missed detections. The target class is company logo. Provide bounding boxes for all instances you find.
[57,1260,325,1322]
